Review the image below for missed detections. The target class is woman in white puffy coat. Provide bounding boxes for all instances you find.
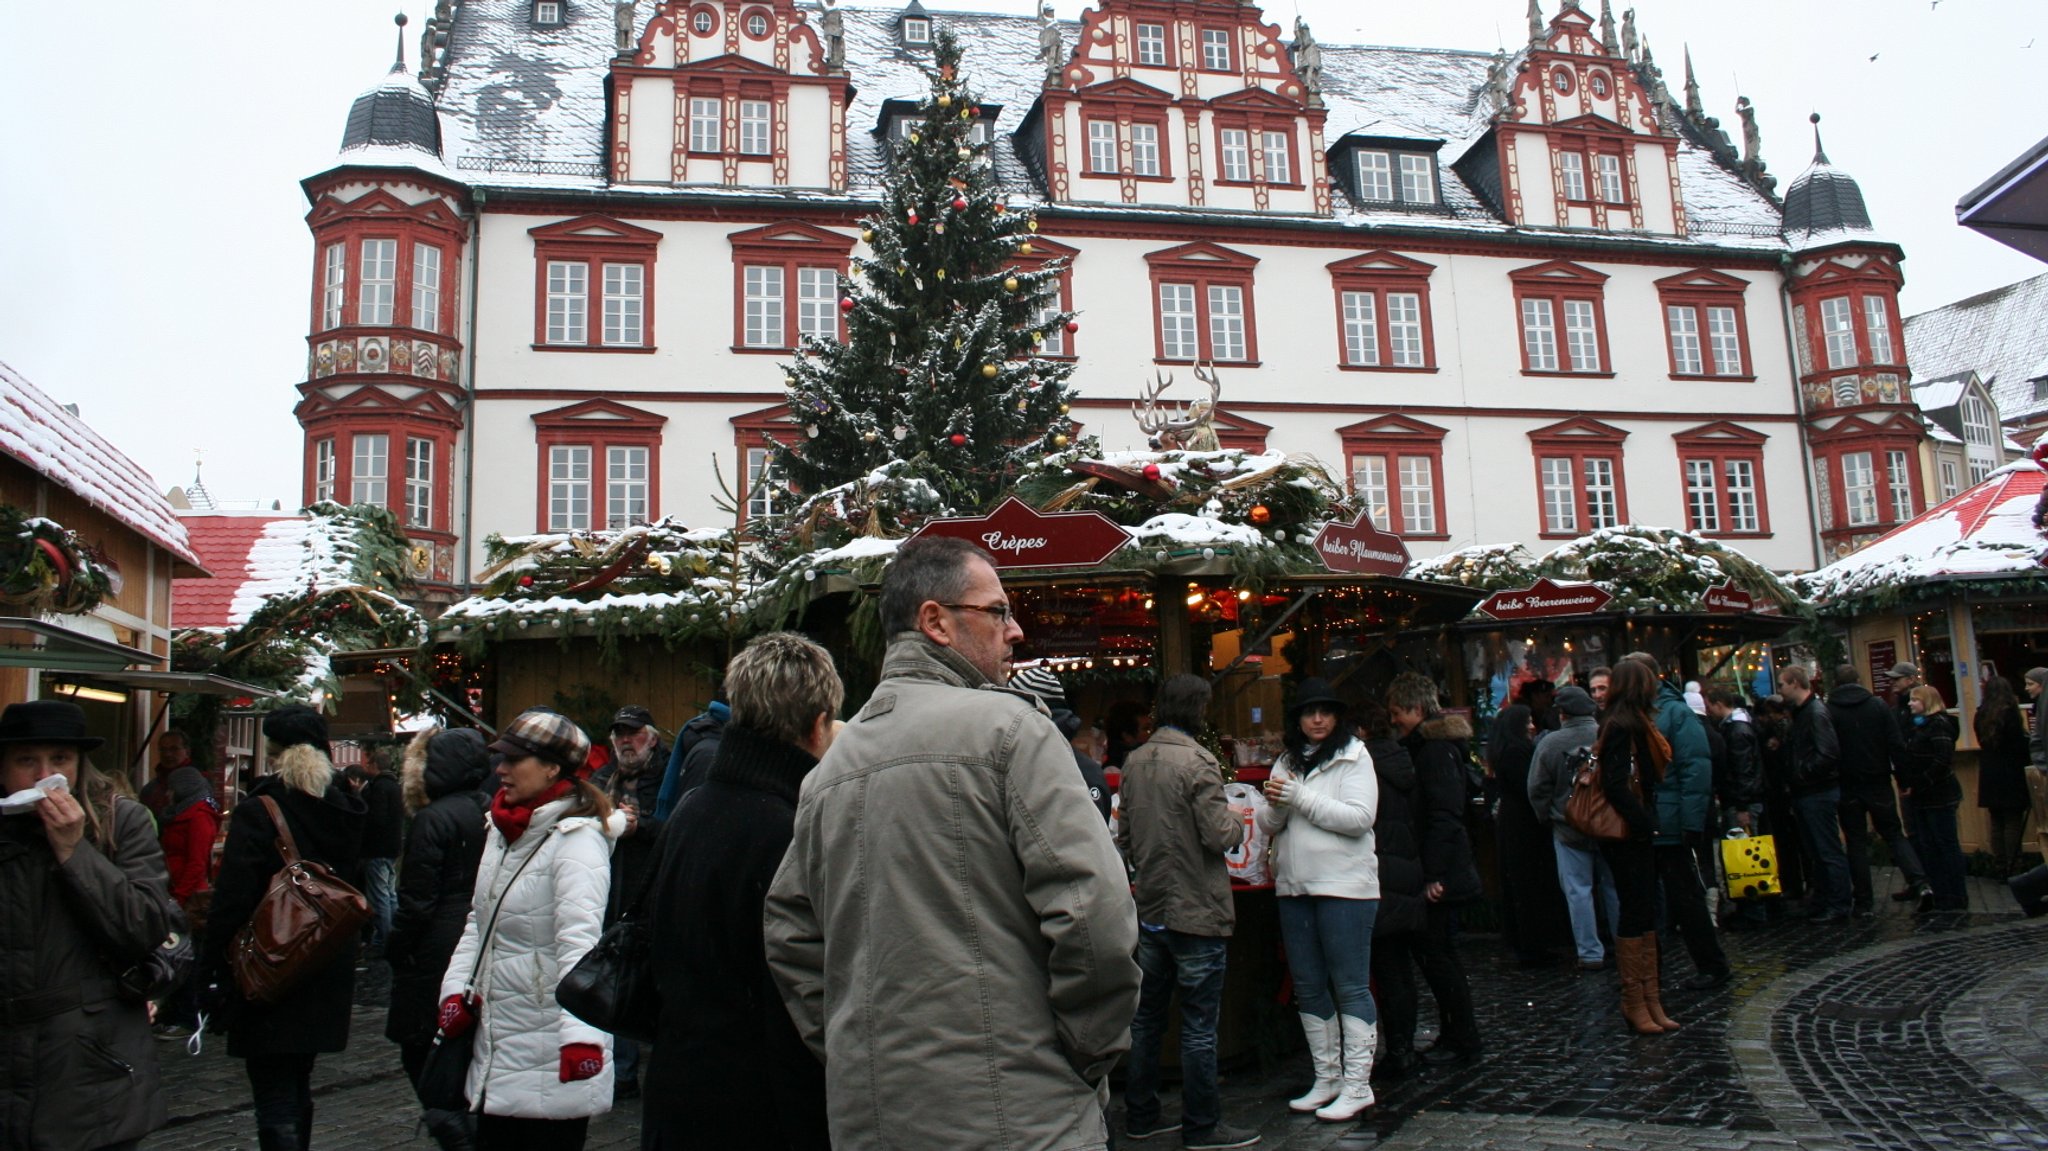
[437,709,621,1151]
[1258,678,1380,1123]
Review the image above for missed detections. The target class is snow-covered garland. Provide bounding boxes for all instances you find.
[1408,526,1803,615]
[437,518,747,664]
[0,504,115,615]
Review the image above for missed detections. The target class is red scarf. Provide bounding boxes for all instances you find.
[490,777,574,842]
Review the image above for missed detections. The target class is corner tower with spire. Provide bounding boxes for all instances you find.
[296,12,471,597]
[1781,113,1922,558]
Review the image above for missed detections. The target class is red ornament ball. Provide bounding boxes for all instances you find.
[2033,439,2048,469]
[1065,320,1080,334]
[906,210,919,224]
[949,433,968,447]
[1249,505,1272,525]
[1142,463,1163,482]
[839,296,855,312]
[518,575,536,588]
[952,196,968,211]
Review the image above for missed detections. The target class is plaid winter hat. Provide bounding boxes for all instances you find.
[488,709,592,773]
[1010,665,1067,710]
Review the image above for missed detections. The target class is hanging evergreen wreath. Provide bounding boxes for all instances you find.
[0,505,113,615]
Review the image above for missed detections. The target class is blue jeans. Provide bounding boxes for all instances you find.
[365,857,397,949]
[1912,803,1969,908]
[615,1035,640,1086]
[1553,837,1621,963]
[1124,929,1229,1133]
[1793,788,1852,915]
[1275,896,1378,1023]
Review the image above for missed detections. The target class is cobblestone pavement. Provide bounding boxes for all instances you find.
[144,869,2048,1149]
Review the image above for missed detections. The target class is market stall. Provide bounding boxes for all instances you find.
[1801,454,2048,851]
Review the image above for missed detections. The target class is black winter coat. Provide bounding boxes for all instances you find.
[593,743,668,922]
[1786,695,1841,795]
[1826,684,1905,787]
[1899,712,1964,806]
[1975,706,2032,811]
[1597,721,1658,841]
[1400,714,1483,903]
[1715,713,1765,809]
[643,725,828,1151]
[358,771,405,858]
[1368,737,1427,937]
[1,794,171,1151]
[384,730,491,1045]
[200,749,367,1058]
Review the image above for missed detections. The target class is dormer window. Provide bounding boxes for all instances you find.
[1200,28,1232,71]
[1961,391,1999,482]
[744,10,770,38]
[889,116,991,146]
[1351,149,1437,207]
[903,17,930,44]
[691,9,715,34]
[1136,23,1168,67]
[534,0,563,26]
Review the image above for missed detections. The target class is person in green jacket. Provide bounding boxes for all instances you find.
[1619,653,1729,990]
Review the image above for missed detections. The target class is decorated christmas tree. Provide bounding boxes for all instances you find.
[769,31,1078,533]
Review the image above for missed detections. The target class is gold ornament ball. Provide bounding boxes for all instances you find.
[938,94,953,108]
[860,228,874,242]
[1018,241,1034,255]
[981,363,998,378]
[1027,218,1039,232]
[1003,276,1019,291]
[1053,433,1069,448]
[909,131,920,143]
[1058,403,1070,415]
[936,267,947,279]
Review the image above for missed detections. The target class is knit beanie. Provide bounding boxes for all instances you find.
[1010,665,1068,711]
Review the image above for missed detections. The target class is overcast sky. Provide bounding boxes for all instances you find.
[1,0,2042,506]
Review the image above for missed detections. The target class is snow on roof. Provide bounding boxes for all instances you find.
[171,507,384,631]
[174,513,299,629]
[1801,460,2048,604]
[421,2,1785,248]
[1904,271,2048,424]
[1911,375,1969,412]
[0,360,202,570]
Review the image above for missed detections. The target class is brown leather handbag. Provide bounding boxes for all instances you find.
[1564,747,1636,843]
[229,796,371,1004]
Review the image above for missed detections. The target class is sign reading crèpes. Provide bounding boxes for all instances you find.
[1702,580,1755,614]
[1311,513,1411,577]
[906,496,1131,570]
[1476,578,1613,621]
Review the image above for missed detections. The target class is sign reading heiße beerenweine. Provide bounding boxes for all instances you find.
[906,496,1132,570]
[1476,577,1614,621]
[1311,513,1411,577]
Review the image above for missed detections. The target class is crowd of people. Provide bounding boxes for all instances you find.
[4,537,2044,1150]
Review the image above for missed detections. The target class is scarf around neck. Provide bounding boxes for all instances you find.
[491,776,574,842]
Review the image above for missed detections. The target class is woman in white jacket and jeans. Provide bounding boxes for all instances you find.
[437,709,621,1151]
[1259,678,1380,1122]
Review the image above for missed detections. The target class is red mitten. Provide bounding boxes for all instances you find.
[437,994,476,1038]
[559,1042,604,1083]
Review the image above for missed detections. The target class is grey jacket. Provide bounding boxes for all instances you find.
[1114,726,1243,938]
[764,635,1141,1151]
[1529,714,1601,850]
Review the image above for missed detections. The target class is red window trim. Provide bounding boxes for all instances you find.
[1143,241,1260,365]
[1209,110,1304,190]
[306,189,465,340]
[300,398,460,541]
[677,80,781,159]
[1081,109,1174,181]
[1337,415,1450,540]
[531,399,667,532]
[1130,19,1176,69]
[1326,251,1438,373]
[1654,269,1757,382]
[1671,422,1772,539]
[1510,260,1613,378]
[1196,25,1236,72]
[730,404,793,533]
[727,222,856,353]
[1806,287,1906,374]
[1808,424,1922,536]
[738,5,773,40]
[529,216,663,352]
[1009,236,1081,361]
[1528,417,1630,538]
[1552,139,1633,208]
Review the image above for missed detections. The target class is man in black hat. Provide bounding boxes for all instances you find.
[590,704,668,1102]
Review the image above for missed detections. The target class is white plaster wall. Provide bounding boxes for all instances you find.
[627,77,673,184]
[786,88,832,187]
[1635,142,1676,232]
[1512,133,1558,227]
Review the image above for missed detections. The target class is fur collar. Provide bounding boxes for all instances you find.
[402,726,435,813]
[274,742,335,797]
[1418,713,1473,743]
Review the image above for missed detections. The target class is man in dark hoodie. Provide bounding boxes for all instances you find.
[656,695,728,820]
[1528,685,1620,970]
[1826,665,1931,915]
[1385,672,1483,1065]
[1781,667,1852,921]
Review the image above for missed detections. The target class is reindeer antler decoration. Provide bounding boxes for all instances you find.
[1133,363,1223,451]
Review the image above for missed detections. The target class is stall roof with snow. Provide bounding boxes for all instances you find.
[1800,458,2048,610]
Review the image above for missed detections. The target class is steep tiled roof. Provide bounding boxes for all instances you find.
[0,360,203,570]
[1904,271,2048,423]
[419,2,1784,247]
[173,514,296,630]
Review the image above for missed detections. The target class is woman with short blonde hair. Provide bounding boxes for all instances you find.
[1903,686,1970,911]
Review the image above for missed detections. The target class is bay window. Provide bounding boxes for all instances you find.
[411,245,442,333]
[313,438,336,503]
[358,239,397,325]
[404,437,434,529]
[352,434,389,506]
[321,244,346,330]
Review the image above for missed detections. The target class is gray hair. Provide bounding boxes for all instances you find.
[2028,668,2048,689]
[1153,674,1213,734]
[726,631,846,748]
[880,537,997,635]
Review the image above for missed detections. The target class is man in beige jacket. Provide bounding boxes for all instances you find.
[764,537,1141,1150]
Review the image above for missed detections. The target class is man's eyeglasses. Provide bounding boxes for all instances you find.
[939,602,1013,623]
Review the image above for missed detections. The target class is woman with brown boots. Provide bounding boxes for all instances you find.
[1596,660,1681,1036]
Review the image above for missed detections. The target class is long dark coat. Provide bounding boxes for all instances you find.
[1368,736,1427,937]
[1,793,171,1151]
[642,725,828,1151]
[1492,730,1571,955]
[1401,714,1484,903]
[200,747,367,1058]
[384,729,491,1044]
[1977,706,2032,811]
[592,742,669,922]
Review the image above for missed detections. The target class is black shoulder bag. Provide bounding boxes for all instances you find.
[556,859,660,1043]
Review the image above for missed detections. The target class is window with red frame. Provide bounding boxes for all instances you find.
[1339,416,1448,539]
[1811,287,1904,371]
[1676,447,1768,537]
[1530,420,1628,536]
[1511,261,1611,376]
[1199,27,1233,71]
[729,223,855,352]
[1328,252,1436,371]
[533,401,665,531]
[1010,237,1079,358]
[529,217,662,351]
[1554,142,1628,205]
[1146,242,1258,364]
[1656,270,1754,379]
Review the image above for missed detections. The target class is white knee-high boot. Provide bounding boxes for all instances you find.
[1314,1015,1377,1121]
[1287,1013,1343,1113]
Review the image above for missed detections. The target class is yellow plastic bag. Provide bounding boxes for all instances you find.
[1722,832,1780,900]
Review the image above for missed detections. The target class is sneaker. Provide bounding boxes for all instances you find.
[152,1023,193,1042]
[1183,1122,1261,1149]
[1126,1116,1182,1141]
